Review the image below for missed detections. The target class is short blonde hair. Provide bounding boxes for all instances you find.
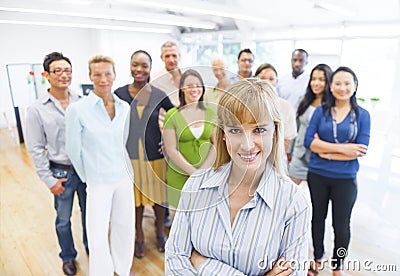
[88,55,115,75]
[214,78,287,176]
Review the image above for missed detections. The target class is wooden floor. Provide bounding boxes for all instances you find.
[0,128,166,276]
[1,127,399,275]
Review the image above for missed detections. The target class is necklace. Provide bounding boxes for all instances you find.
[331,107,358,143]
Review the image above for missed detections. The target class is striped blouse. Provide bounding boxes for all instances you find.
[165,161,311,276]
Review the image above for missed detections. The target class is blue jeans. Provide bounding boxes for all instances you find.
[52,166,88,262]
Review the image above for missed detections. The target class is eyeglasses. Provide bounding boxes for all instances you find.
[239,58,254,63]
[49,68,72,75]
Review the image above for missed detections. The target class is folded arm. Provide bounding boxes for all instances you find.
[304,108,369,161]
[310,133,367,160]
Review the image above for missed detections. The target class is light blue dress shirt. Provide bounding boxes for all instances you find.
[165,161,311,276]
[65,92,132,183]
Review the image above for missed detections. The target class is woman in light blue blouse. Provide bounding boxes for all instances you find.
[66,55,134,276]
[165,79,311,276]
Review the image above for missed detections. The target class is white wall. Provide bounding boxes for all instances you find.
[0,24,173,127]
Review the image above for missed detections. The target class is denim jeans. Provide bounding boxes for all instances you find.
[52,166,88,261]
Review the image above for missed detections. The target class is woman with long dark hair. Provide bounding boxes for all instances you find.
[304,67,371,276]
[289,64,332,184]
[163,69,216,208]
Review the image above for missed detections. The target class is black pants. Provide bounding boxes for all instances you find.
[307,172,357,270]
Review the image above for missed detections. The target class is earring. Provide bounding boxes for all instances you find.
[222,137,226,141]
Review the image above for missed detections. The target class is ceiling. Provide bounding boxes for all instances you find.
[0,0,399,36]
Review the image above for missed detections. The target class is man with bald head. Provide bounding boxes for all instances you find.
[204,56,231,111]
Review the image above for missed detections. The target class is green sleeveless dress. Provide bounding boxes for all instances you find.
[164,107,216,207]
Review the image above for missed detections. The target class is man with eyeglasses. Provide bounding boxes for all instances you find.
[26,52,87,276]
[231,48,255,82]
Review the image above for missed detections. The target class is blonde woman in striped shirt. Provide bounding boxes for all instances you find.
[165,79,311,275]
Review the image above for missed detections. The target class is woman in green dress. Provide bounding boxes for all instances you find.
[163,69,216,208]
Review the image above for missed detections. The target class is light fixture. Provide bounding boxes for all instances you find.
[313,2,354,17]
[0,6,217,29]
[345,23,400,37]
[0,19,173,33]
[118,0,270,24]
[63,0,93,5]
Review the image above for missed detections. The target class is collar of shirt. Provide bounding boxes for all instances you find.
[153,67,182,81]
[291,71,309,80]
[41,89,80,104]
[198,161,277,209]
[86,91,123,107]
[41,93,52,104]
[164,66,182,76]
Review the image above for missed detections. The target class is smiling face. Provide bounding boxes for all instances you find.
[89,62,116,97]
[310,69,327,96]
[130,52,151,84]
[237,52,254,76]
[214,79,286,176]
[181,75,203,105]
[211,59,227,81]
[46,59,72,89]
[257,68,278,88]
[223,116,275,175]
[330,71,357,103]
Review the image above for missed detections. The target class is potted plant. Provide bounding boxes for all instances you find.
[370,97,380,108]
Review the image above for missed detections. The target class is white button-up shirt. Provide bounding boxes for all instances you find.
[277,72,310,110]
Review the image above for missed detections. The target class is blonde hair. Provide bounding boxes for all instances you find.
[88,55,115,75]
[214,78,287,176]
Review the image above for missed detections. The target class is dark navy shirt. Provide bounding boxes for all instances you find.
[115,85,174,161]
[304,106,370,179]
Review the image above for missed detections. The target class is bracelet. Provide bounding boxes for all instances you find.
[327,153,332,160]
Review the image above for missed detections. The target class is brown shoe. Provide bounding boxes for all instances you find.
[62,260,77,275]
